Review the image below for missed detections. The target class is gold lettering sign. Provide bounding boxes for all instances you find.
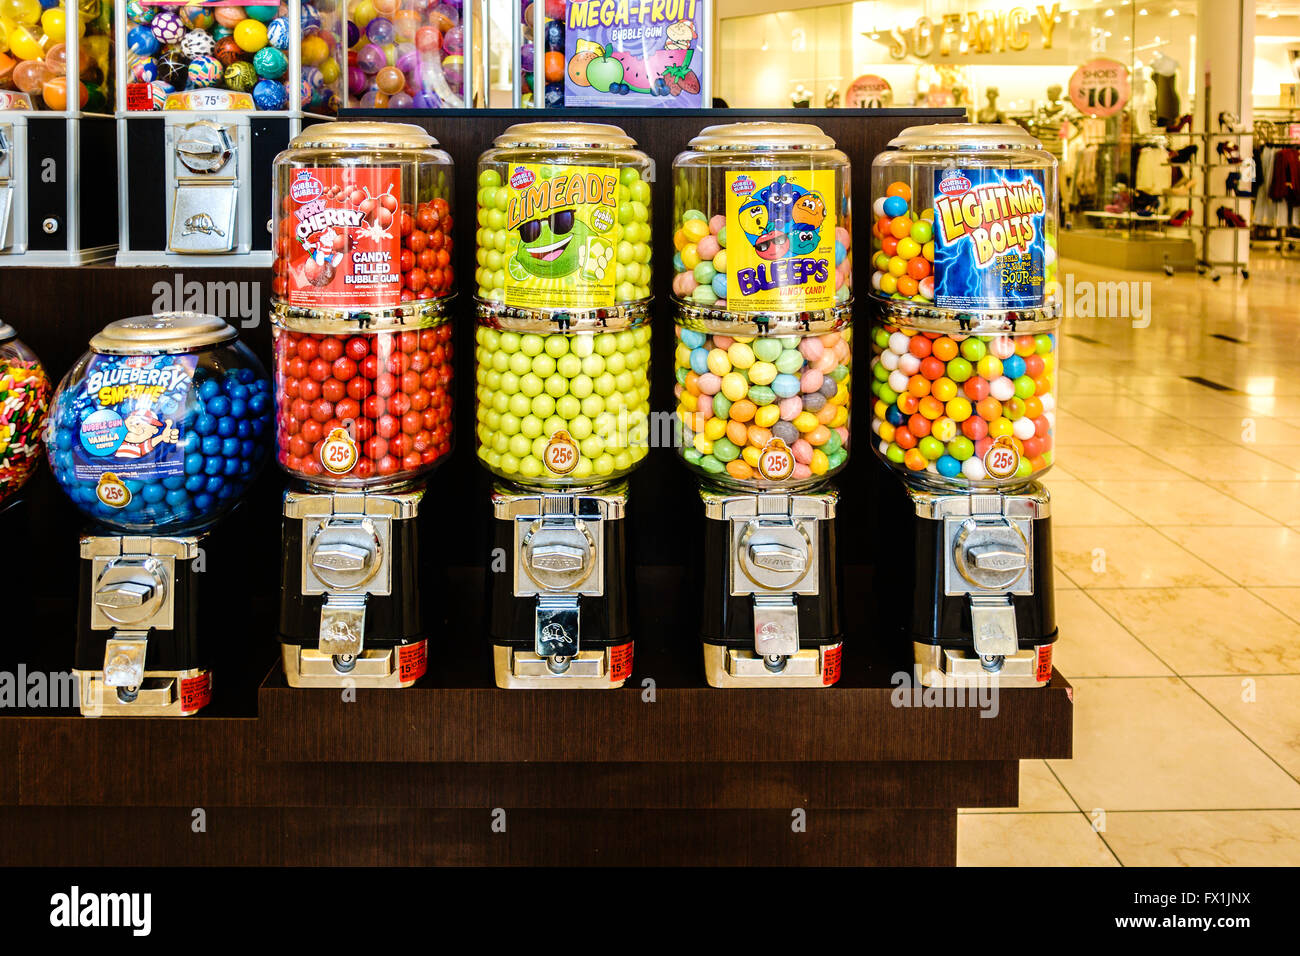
[882,3,1059,60]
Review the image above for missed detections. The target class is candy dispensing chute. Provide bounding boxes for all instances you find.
[671,122,852,687]
[868,124,1060,687]
[0,322,51,510]
[475,122,652,688]
[271,122,454,688]
[113,1,343,266]
[46,312,272,716]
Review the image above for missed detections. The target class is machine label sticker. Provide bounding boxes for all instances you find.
[933,167,1048,310]
[983,436,1022,480]
[757,437,795,481]
[284,166,403,309]
[609,641,634,683]
[725,169,836,313]
[320,426,359,475]
[543,429,580,475]
[1035,644,1053,684]
[501,163,619,310]
[822,644,842,686]
[68,354,196,485]
[398,641,428,683]
[180,672,213,713]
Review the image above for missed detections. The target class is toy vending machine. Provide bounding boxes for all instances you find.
[868,124,1060,687]
[671,123,853,687]
[339,0,477,109]
[114,0,342,266]
[45,312,272,715]
[0,0,117,264]
[271,122,454,688]
[513,0,708,109]
[475,122,652,688]
[0,321,51,510]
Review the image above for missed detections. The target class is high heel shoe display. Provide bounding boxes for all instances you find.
[1216,141,1242,164]
[1218,111,1242,133]
[1168,144,1199,164]
[1165,114,1192,133]
[1168,208,1193,227]
[1133,190,1161,216]
[1225,171,1253,197]
[1216,206,1248,227]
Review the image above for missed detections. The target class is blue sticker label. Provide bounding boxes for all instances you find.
[932,168,1047,310]
[69,354,197,482]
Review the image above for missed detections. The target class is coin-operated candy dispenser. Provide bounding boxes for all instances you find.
[671,123,853,688]
[0,0,118,264]
[475,122,652,688]
[45,313,272,716]
[114,0,343,266]
[868,124,1060,687]
[271,122,454,688]
[0,322,52,510]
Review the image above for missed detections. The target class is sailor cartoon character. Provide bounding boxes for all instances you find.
[302,225,346,287]
[665,20,697,50]
[117,408,179,460]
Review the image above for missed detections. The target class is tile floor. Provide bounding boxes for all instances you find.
[956,252,1300,867]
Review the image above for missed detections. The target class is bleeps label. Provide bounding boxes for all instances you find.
[502,163,619,310]
[725,169,835,313]
[67,354,197,497]
[284,166,403,309]
[932,168,1047,310]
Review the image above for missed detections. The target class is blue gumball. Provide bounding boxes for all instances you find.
[266,16,290,50]
[127,25,160,56]
[882,195,908,218]
[252,79,288,110]
[544,19,563,52]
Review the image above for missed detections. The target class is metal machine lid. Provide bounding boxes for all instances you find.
[0,321,14,343]
[288,121,438,150]
[688,122,837,152]
[492,122,637,150]
[90,312,237,354]
[888,123,1045,152]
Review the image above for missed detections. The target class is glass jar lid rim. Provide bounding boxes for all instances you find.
[888,123,1046,151]
[90,312,237,353]
[492,122,637,150]
[289,121,438,150]
[688,121,838,151]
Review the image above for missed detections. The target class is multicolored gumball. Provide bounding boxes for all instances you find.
[157,48,190,88]
[179,3,215,31]
[213,36,242,67]
[150,80,174,109]
[128,54,159,83]
[300,2,321,32]
[187,54,223,89]
[266,16,290,50]
[127,24,160,56]
[125,0,154,24]
[151,12,185,44]
[252,77,287,110]
[180,29,216,58]
[253,46,287,80]
[223,60,256,92]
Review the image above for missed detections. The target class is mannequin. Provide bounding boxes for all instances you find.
[1150,53,1181,129]
[1028,84,1068,158]
[977,87,1006,124]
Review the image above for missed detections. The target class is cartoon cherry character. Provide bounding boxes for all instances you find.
[303,225,346,286]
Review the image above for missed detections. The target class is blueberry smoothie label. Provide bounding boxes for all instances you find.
[932,168,1047,310]
[285,166,403,309]
[502,162,619,310]
[69,354,197,486]
[725,170,836,313]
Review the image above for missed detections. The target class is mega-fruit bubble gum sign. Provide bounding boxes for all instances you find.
[725,171,837,313]
[932,168,1048,310]
[561,0,704,107]
[282,166,402,308]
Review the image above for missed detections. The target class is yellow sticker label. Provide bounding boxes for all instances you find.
[501,163,620,310]
[725,169,836,313]
[543,429,580,475]
[320,427,359,475]
[96,473,132,509]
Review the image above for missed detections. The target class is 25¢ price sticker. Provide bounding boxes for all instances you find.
[758,438,796,482]
[544,430,579,476]
[983,437,1022,480]
[320,427,359,475]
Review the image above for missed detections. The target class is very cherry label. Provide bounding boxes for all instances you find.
[284,166,403,309]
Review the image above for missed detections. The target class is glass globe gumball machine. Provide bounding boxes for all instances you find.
[868,124,1060,688]
[45,313,272,716]
[475,123,652,688]
[341,0,477,109]
[0,322,51,510]
[271,123,454,689]
[671,123,853,687]
[0,0,118,264]
[114,0,344,266]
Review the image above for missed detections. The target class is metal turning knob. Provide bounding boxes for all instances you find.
[311,542,372,574]
[968,544,1027,573]
[528,542,586,574]
[176,122,234,174]
[521,520,594,591]
[748,541,807,574]
[95,580,156,609]
[953,517,1029,591]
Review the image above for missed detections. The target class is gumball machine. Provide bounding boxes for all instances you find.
[339,0,478,109]
[0,322,51,510]
[475,122,652,688]
[114,1,344,266]
[272,122,454,688]
[868,124,1060,687]
[45,312,272,716]
[671,123,852,687]
[0,0,118,264]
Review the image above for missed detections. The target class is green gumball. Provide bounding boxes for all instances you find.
[224,60,256,92]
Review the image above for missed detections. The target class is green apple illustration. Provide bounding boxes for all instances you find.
[585,45,624,93]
